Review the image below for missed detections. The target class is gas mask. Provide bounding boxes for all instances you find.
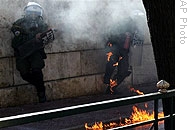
[24,2,43,31]
[29,20,39,31]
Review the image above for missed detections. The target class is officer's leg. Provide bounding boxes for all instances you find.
[112,52,131,94]
[103,59,117,84]
[103,55,118,94]
[20,72,34,84]
[16,58,33,83]
[20,69,46,103]
[117,55,130,85]
[30,52,46,103]
[103,47,119,94]
[31,69,46,103]
[104,46,118,84]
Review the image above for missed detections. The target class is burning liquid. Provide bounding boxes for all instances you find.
[85,88,164,130]
[128,86,144,95]
[85,105,164,130]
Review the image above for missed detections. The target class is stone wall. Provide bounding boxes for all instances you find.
[0,0,158,107]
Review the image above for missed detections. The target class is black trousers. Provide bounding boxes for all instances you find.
[21,69,45,93]
[16,51,46,94]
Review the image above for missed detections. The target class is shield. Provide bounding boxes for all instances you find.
[129,30,144,66]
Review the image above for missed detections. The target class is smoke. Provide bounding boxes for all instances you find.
[4,0,147,44]
[40,0,148,44]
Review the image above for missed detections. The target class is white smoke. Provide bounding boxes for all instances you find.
[41,0,148,44]
[3,0,148,44]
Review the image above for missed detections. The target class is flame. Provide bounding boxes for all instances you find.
[106,42,113,62]
[85,122,103,130]
[119,56,122,61]
[113,57,122,67]
[85,82,164,129]
[85,87,163,129]
[106,52,113,61]
[144,103,148,108]
[85,106,164,130]
[113,62,118,66]
[128,86,144,95]
[125,106,164,124]
[110,79,117,88]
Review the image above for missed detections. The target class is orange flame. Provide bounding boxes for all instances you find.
[85,122,103,130]
[125,106,164,124]
[145,103,148,108]
[85,106,164,130]
[85,87,163,129]
[128,86,144,95]
[85,86,164,129]
[113,57,123,66]
[113,62,118,66]
[106,52,113,61]
[110,79,117,88]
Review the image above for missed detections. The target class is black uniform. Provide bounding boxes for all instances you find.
[11,16,48,103]
[103,19,136,94]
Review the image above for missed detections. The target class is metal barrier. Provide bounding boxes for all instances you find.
[0,89,175,129]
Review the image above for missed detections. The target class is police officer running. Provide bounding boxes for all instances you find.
[11,2,49,103]
[103,10,145,95]
[103,20,132,95]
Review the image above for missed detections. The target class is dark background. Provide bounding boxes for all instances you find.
[142,0,175,130]
[142,0,175,88]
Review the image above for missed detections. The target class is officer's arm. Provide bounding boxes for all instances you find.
[35,20,48,40]
[11,24,24,48]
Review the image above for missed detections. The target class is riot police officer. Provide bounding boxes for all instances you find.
[11,2,48,103]
[103,10,145,95]
[103,20,133,95]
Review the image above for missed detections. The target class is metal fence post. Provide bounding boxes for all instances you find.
[154,99,158,130]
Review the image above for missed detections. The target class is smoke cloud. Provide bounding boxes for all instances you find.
[42,0,148,44]
[2,0,149,45]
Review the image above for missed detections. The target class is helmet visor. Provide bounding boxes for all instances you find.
[24,5,43,17]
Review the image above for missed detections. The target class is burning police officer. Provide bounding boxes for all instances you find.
[11,2,53,103]
[103,10,145,95]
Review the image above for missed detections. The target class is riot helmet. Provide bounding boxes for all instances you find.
[24,2,43,19]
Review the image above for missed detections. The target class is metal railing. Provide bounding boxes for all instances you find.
[0,89,175,130]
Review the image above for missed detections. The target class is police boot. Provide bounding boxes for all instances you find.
[37,91,46,103]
